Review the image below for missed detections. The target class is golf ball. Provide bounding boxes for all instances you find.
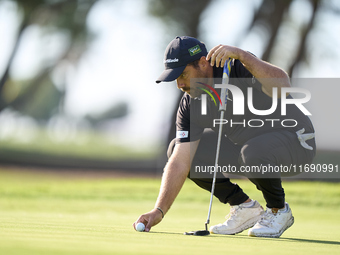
[136,222,145,232]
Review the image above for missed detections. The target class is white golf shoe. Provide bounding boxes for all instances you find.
[210,200,264,235]
[248,202,294,238]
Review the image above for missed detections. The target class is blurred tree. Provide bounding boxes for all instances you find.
[85,102,129,126]
[148,0,335,148]
[148,0,212,146]
[148,0,212,38]
[0,0,97,120]
[2,74,63,120]
[245,0,294,62]
[286,0,320,76]
[243,0,322,77]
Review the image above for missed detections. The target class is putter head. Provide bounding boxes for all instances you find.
[184,230,210,236]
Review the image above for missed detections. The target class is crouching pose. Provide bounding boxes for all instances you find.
[133,36,315,238]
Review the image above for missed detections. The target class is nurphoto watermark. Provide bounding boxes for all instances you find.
[187,78,340,180]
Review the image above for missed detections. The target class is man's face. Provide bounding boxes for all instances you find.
[176,64,210,98]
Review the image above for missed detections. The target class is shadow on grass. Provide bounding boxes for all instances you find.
[148,231,183,235]
[148,231,239,238]
[150,231,340,245]
[280,237,340,246]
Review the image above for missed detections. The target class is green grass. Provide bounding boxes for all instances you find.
[0,168,339,255]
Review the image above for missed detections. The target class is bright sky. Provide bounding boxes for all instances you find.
[0,0,340,150]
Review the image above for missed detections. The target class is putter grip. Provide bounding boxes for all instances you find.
[219,58,231,111]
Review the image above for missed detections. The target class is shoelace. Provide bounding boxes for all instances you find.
[225,205,240,220]
[258,209,276,227]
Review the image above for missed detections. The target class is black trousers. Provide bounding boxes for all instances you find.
[167,129,316,208]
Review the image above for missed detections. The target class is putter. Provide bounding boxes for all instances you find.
[184,59,232,236]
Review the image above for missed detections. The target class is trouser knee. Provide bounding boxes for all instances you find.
[240,145,265,166]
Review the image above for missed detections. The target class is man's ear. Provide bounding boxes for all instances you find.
[199,56,209,68]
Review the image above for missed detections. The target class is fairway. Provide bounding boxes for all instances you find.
[0,168,339,255]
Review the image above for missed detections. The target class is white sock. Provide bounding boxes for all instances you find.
[241,199,255,208]
[279,203,288,212]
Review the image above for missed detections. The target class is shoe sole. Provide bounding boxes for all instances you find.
[210,215,261,235]
[248,216,294,238]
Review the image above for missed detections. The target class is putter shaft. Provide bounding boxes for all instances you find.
[204,59,231,232]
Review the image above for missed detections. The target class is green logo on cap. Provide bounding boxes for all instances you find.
[188,45,202,56]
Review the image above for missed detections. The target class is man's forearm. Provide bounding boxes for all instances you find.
[154,141,199,216]
[154,156,190,215]
[207,45,290,97]
[132,157,188,232]
[238,49,290,97]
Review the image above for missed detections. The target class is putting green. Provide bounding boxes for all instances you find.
[0,168,339,255]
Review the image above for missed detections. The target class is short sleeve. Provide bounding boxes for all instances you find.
[176,94,204,143]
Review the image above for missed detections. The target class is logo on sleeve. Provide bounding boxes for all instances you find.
[188,45,202,56]
[176,131,189,138]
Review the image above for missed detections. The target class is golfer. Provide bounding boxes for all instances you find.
[133,36,316,238]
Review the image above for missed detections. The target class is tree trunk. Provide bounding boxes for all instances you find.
[288,0,320,77]
[0,18,29,111]
[261,0,292,61]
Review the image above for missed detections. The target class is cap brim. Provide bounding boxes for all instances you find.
[156,65,186,84]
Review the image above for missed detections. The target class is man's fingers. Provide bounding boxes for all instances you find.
[207,44,221,61]
[215,51,228,68]
[220,55,230,68]
[133,219,151,232]
[145,221,152,232]
[208,45,228,67]
[140,215,152,232]
[207,45,238,68]
[133,216,148,230]
[133,209,162,232]
[209,46,223,67]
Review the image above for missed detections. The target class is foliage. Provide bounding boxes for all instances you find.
[148,0,212,38]
[0,0,97,119]
[147,0,340,145]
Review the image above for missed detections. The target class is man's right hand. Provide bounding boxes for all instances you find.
[132,141,200,233]
[132,208,163,232]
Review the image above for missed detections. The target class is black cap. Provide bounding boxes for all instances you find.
[156,36,208,83]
